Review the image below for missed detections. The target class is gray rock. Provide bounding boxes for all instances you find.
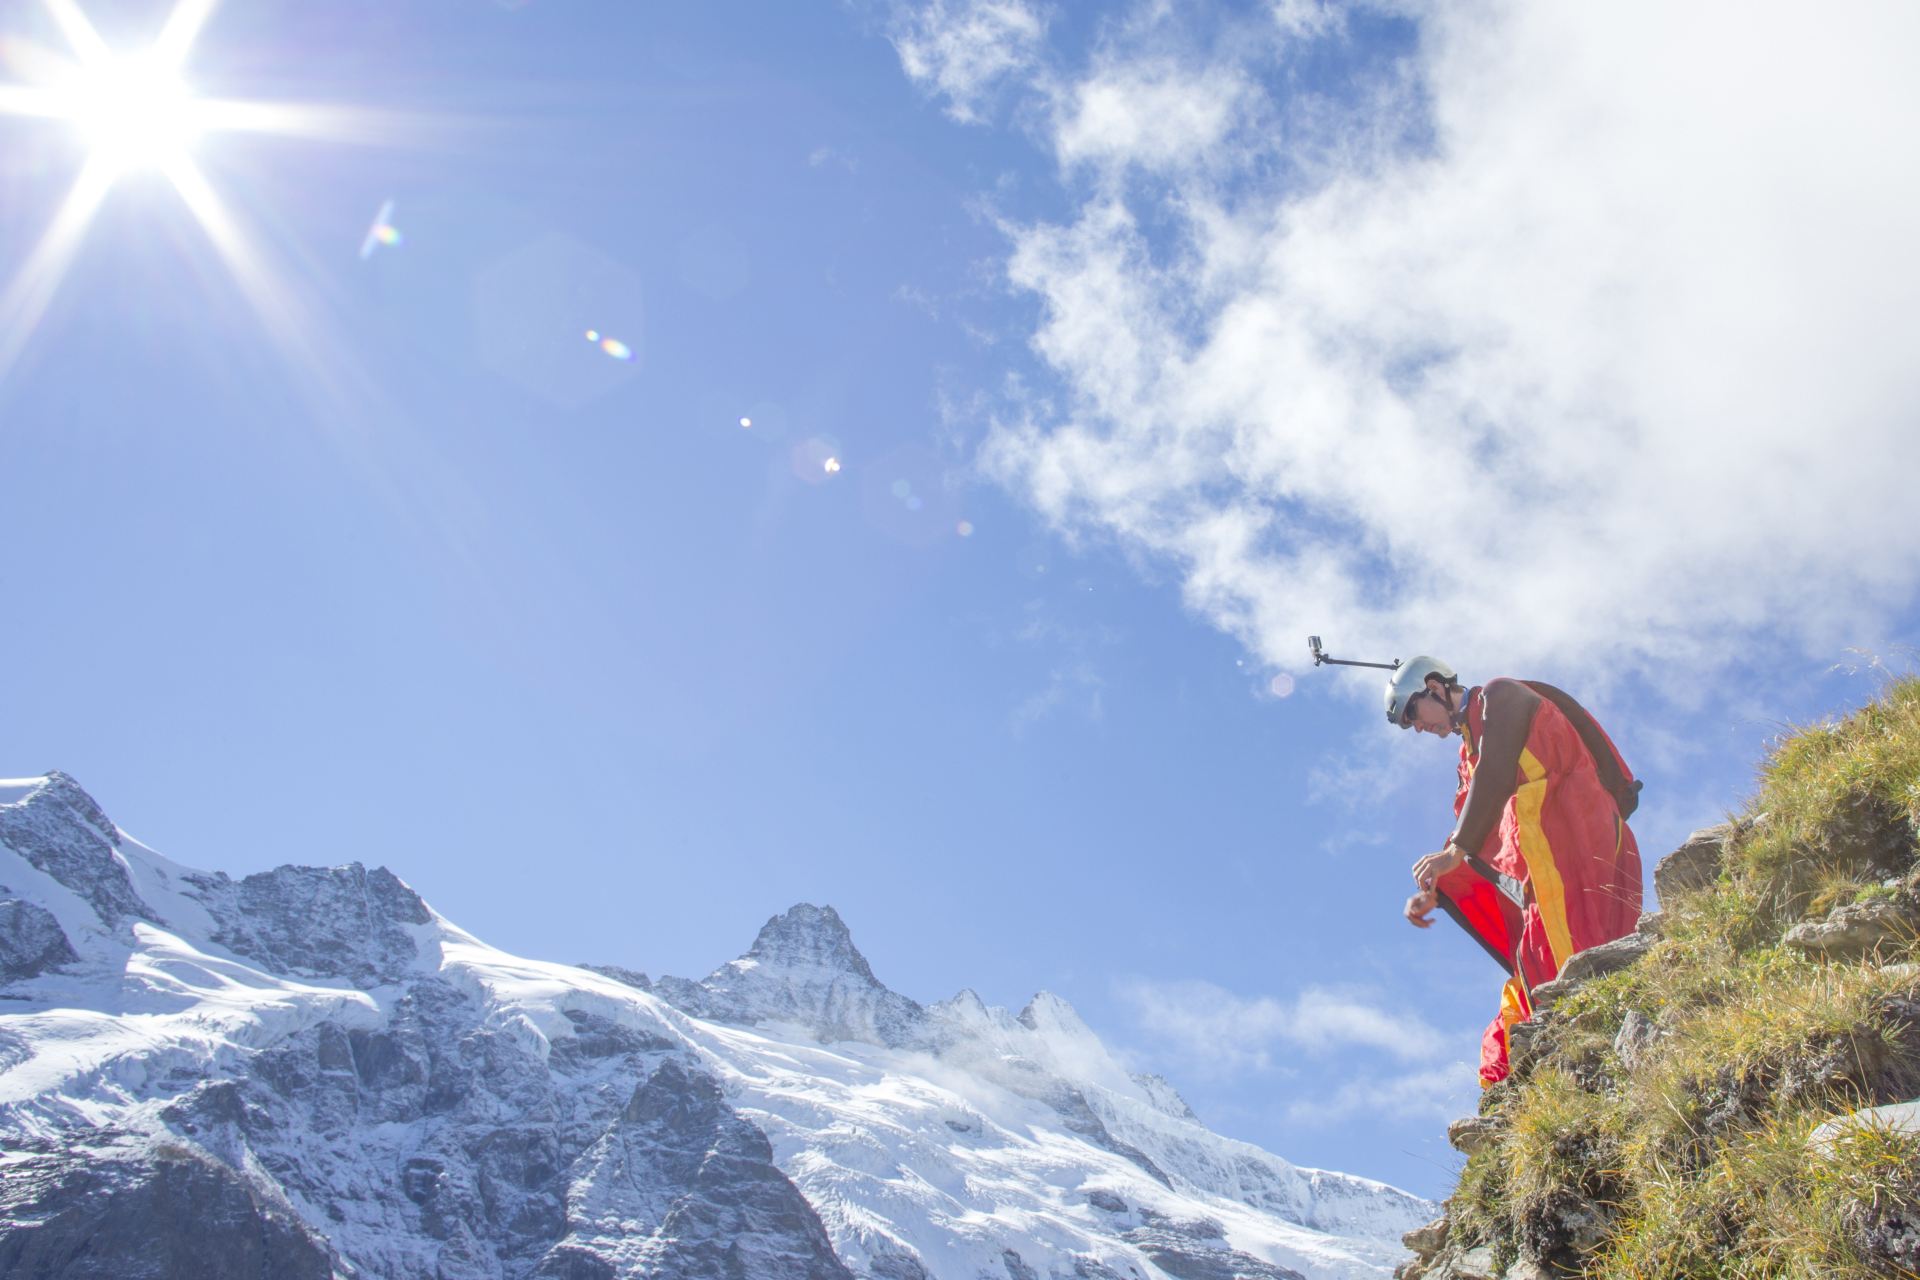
[1785,899,1916,960]
[868,1253,930,1280]
[1501,1259,1555,1280]
[0,773,148,927]
[1403,1213,1449,1256]
[1447,1116,1501,1156]
[1448,1245,1498,1280]
[1507,1018,1541,1073]
[187,861,430,985]
[1654,822,1736,903]
[0,897,78,979]
[1531,932,1655,1011]
[1001,1248,1042,1280]
[1614,1008,1664,1073]
[1124,1207,1305,1280]
[548,1058,856,1280]
[0,1140,336,1279]
[656,903,927,1048]
[1086,1189,1129,1214]
[578,962,652,991]
[1559,931,1655,985]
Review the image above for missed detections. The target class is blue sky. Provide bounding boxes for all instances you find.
[3,0,1917,1200]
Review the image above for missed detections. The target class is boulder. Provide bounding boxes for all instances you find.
[1654,823,1736,903]
[1808,1098,1920,1153]
[1447,1116,1502,1156]
[1784,899,1915,960]
[1529,932,1655,1012]
[1402,1214,1449,1256]
[1448,1245,1498,1280]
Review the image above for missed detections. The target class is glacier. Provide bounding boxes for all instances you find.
[0,772,1433,1278]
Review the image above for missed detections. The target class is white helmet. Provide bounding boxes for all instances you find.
[1385,656,1457,726]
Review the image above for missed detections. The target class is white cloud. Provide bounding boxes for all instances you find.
[890,0,1049,124]
[1056,62,1252,171]
[1284,1061,1482,1128]
[1117,977,1447,1077]
[956,2,1920,690]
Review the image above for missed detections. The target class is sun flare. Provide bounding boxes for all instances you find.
[0,0,398,383]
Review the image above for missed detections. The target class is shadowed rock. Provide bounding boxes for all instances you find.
[0,1140,335,1279]
[0,897,77,979]
[544,1058,855,1279]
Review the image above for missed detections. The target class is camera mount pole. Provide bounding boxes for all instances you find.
[1307,637,1401,672]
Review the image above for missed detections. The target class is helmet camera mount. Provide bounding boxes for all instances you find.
[1307,636,1401,672]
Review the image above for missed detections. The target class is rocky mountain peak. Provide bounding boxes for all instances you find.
[646,903,927,1049]
[744,903,876,983]
[0,772,147,928]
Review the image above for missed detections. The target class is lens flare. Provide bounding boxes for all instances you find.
[739,416,752,428]
[583,329,633,362]
[359,199,401,259]
[1270,673,1296,699]
[956,520,974,537]
[791,436,841,483]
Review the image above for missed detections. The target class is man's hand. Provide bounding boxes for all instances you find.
[1405,887,1438,928]
[1411,844,1468,891]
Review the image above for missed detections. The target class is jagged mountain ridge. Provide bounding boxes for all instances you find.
[0,772,1433,1278]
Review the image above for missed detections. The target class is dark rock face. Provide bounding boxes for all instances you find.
[1000,1248,1042,1280]
[0,898,77,978]
[0,1140,336,1279]
[579,962,653,992]
[1123,1208,1306,1280]
[131,976,851,1279]
[0,773,146,927]
[551,1059,856,1280]
[186,861,431,985]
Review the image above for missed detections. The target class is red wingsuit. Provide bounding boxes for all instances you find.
[1431,680,1642,1086]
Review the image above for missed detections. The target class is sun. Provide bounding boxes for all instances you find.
[58,52,204,174]
[0,0,395,382]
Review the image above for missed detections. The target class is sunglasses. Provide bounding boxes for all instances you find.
[1399,691,1428,728]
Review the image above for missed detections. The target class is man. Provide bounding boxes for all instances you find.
[1387,657,1643,1086]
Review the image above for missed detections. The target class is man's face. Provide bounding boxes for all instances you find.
[1404,680,1455,737]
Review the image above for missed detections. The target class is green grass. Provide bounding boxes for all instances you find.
[1447,676,1920,1278]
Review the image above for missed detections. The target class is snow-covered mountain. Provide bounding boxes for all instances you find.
[0,772,1432,1278]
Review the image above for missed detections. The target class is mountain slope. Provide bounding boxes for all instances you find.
[0,772,1432,1279]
